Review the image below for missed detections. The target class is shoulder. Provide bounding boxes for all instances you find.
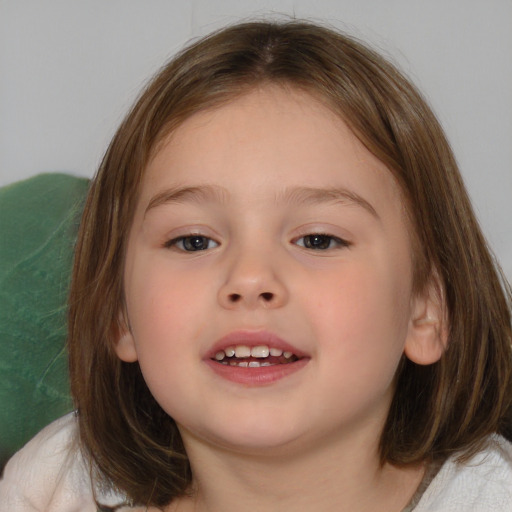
[415,435,512,512]
[0,413,96,511]
[0,413,143,512]
[0,413,95,511]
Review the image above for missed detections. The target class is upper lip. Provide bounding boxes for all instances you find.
[206,330,307,359]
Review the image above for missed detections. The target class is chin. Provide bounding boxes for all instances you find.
[182,417,305,456]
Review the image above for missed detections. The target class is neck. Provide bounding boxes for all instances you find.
[168,427,424,512]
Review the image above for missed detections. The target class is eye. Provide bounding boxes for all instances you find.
[165,235,219,252]
[294,234,349,250]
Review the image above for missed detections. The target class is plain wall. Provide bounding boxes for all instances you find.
[1,0,511,279]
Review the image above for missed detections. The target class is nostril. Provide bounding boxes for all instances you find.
[223,290,279,307]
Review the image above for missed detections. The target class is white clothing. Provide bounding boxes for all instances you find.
[0,414,130,512]
[1,413,511,511]
[413,434,512,511]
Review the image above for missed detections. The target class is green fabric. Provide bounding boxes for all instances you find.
[0,173,89,468]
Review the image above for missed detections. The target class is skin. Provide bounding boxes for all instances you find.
[116,86,446,512]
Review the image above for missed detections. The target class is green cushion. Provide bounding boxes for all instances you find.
[0,173,89,468]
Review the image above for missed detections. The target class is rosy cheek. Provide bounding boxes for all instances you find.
[311,263,401,342]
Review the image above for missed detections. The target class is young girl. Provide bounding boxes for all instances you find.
[1,19,511,512]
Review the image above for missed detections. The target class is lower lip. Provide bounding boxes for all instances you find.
[205,358,310,386]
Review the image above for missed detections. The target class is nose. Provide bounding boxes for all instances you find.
[217,248,288,310]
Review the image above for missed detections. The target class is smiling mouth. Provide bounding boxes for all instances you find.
[212,345,300,367]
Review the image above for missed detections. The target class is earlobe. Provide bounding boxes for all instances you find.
[114,315,139,362]
[404,275,448,365]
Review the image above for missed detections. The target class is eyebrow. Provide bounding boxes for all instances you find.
[278,186,379,219]
[145,184,378,219]
[145,184,229,214]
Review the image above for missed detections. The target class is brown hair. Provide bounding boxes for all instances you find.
[68,20,512,507]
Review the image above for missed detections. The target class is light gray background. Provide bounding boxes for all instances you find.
[1,0,511,279]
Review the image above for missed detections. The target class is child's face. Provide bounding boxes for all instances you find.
[116,86,435,456]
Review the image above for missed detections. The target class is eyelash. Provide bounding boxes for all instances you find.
[164,233,350,252]
[164,235,219,252]
[294,233,350,250]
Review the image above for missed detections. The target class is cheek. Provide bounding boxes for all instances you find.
[307,258,412,372]
[124,257,211,358]
[124,265,210,411]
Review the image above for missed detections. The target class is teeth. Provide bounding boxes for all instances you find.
[212,344,298,364]
[234,345,251,358]
[226,360,277,367]
[251,345,270,358]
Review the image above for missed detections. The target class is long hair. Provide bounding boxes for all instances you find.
[68,20,512,507]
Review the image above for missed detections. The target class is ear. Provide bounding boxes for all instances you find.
[113,312,139,363]
[404,273,448,365]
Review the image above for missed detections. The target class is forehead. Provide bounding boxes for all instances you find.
[137,86,404,216]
